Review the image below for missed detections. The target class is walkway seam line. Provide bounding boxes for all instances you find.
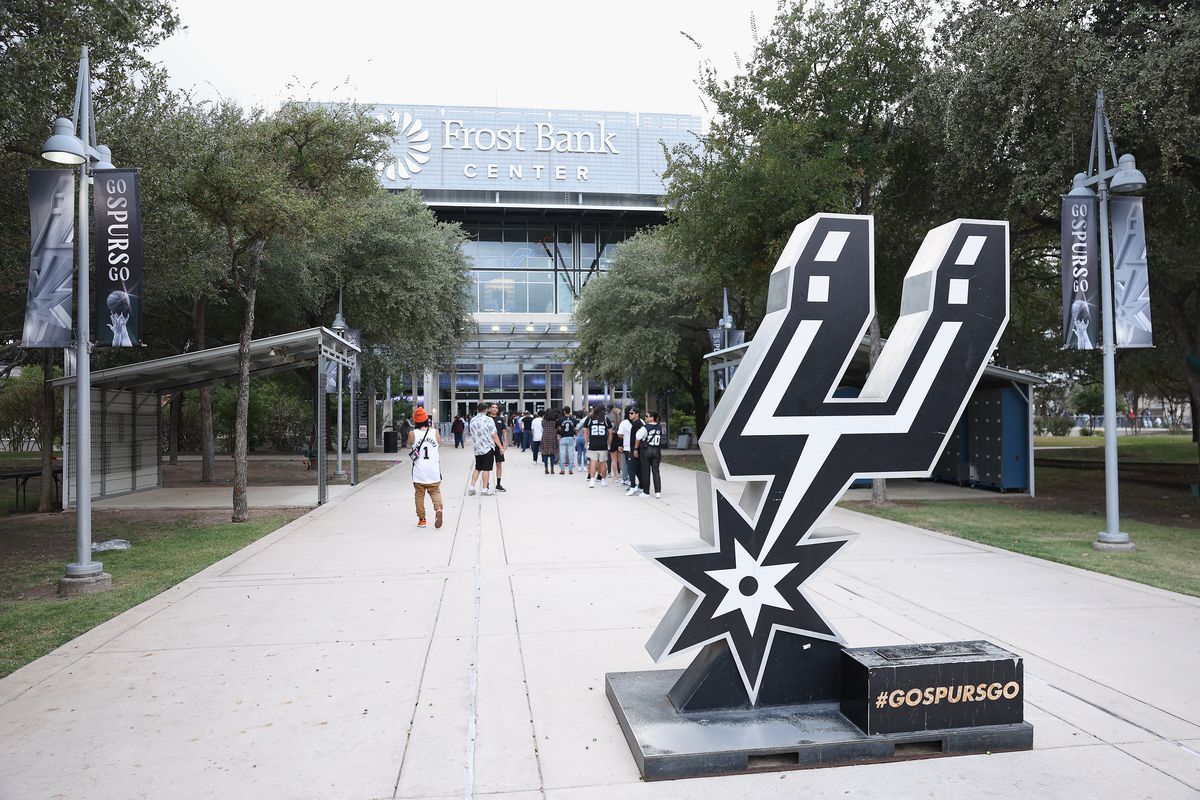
[391,576,449,800]
[462,491,484,800]
[508,574,548,798]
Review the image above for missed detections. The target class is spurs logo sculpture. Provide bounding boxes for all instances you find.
[641,214,1010,707]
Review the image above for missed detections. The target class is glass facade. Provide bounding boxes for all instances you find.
[459,219,643,314]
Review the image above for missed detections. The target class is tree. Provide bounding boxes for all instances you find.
[574,228,714,430]
[664,0,933,502]
[178,101,391,521]
[1,2,181,505]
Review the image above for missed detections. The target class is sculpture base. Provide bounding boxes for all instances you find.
[606,670,1033,781]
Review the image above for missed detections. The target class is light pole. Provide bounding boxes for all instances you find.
[1069,90,1147,552]
[41,46,115,595]
[331,287,348,479]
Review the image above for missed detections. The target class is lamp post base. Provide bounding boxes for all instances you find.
[1093,537,1136,552]
[58,572,112,596]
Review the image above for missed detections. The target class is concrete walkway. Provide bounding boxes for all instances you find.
[1,444,1198,799]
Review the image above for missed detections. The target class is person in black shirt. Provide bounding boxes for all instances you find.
[637,411,664,498]
[583,406,612,488]
[489,403,508,492]
[557,407,577,475]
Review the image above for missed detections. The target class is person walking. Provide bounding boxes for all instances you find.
[607,405,622,486]
[541,409,560,474]
[637,411,664,498]
[407,407,443,528]
[622,407,644,495]
[574,412,587,472]
[451,414,465,448]
[584,406,612,488]
[515,412,527,451]
[557,407,576,475]
[467,401,502,496]
[397,415,412,453]
[489,402,508,493]
[522,411,534,451]
[531,409,544,462]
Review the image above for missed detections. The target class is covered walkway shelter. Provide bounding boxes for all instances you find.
[50,327,359,509]
[705,339,1045,494]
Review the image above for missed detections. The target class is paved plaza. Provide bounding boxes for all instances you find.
[1,445,1198,799]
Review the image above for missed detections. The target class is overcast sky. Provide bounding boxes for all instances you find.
[149,0,783,120]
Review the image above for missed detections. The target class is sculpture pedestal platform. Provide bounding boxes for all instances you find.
[606,669,1034,781]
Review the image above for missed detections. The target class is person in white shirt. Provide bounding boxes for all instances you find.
[407,406,443,528]
[530,409,544,462]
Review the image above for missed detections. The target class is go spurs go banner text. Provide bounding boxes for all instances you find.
[93,169,142,347]
[1061,193,1153,350]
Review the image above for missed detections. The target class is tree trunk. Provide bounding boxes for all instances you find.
[168,391,181,465]
[37,348,56,513]
[868,316,889,505]
[194,294,216,483]
[232,245,262,522]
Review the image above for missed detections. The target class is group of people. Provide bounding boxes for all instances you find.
[411,402,668,528]
[494,404,665,497]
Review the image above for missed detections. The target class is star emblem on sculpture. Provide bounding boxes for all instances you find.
[642,484,851,702]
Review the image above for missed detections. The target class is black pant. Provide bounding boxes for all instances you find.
[453,432,464,448]
[640,447,662,493]
[531,441,541,461]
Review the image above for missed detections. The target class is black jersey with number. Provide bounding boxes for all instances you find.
[643,422,663,448]
[587,416,611,451]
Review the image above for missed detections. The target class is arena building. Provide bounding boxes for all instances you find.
[369,103,698,421]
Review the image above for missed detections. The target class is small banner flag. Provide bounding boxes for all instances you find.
[93,169,143,347]
[1109,196,1153,348]
[22,170,75,348]
[1061,194,1100,349]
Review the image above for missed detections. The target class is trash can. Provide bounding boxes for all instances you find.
[383,430,399,453]
[675,427,694,450]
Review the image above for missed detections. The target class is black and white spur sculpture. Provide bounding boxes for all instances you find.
[606,214,1034,780]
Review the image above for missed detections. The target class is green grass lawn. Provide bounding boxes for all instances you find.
[663,450,1199,598]
[1035,433,1197,463]
[0,509,302,678]
[847,500,1200,598]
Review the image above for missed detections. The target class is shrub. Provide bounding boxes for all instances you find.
[1036,416,1074,436]
[1080,427,1095,436]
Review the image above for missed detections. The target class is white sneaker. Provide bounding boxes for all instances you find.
[483,488,495,496]
[467,487,477,496]
[626,487,641,496]
[655,492,662,499]
[588,478,595,488]
[641,490,651,498]
[600,479,608,487]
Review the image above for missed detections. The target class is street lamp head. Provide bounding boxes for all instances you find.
[41,117,86,165]
[93,144,114,171]
[1068,173,1096,197]
[331,310,348,334]
[1111,153,1147,192]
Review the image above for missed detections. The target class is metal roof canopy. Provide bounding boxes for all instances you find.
[51,327,359,394]
[457,322,579,363]
[54,327,361,510]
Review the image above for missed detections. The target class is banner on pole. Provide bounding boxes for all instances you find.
[1061,195,1100,349]
[345,329,363,389]
[22,170,75,348]
[1110,196,1153,348]
[93,169,143,347]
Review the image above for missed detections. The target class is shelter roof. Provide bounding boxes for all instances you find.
[50,327,358,394]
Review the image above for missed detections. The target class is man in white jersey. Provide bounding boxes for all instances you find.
[408,406,443,528]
